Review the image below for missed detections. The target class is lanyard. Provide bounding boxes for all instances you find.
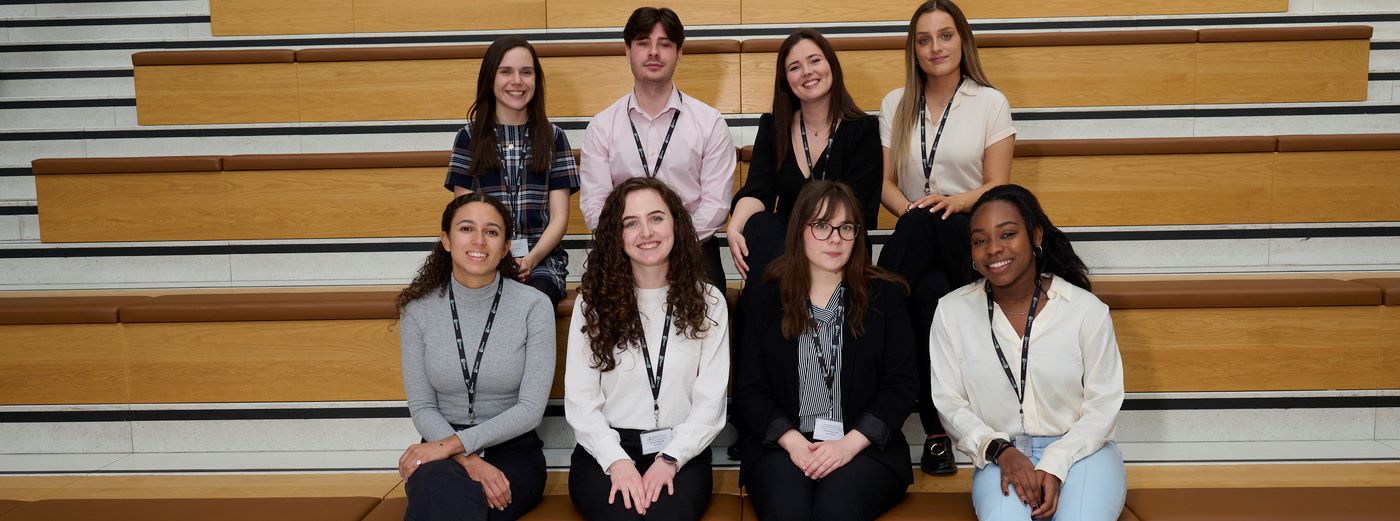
[809,286,845,418]
[474,124,530,235]
[638,304,673,429]
[919,77,964,195]
[799,112,837,181]
[628,92,683,178]
[447,276,504,425]
[985,274,1044,417]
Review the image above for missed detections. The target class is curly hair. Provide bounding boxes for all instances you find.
[396,193,520,311]
[578,177,714,372]
[969,184,1091,291]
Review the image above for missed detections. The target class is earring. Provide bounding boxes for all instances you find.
[1033,246,1042,257]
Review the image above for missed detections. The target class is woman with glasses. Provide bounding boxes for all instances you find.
[733,181,918,521]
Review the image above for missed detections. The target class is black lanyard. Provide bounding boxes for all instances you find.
[638,304,673,429]
[628,92,683,178]
[919,77,964,195]
[447,276,504,425]
[809,286,845,418]
[799,112,837,181]
[985,274,1044,416]
[494,125,529,233]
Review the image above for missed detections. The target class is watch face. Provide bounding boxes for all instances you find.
[660,453,678,463]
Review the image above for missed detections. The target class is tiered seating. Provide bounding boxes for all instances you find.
[130,27,1372,125]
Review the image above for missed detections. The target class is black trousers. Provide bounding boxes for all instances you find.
[876,207,973,435]
[737,211,789,284]
[744,443,907,521]
[700,236,726,291]
[404,430,547,521]
[567,430,714,521]
[523,275,564,309]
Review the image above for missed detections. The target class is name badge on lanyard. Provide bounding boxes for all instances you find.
[510,237,529,259]
[813,418,844,441]
[640,428,674,455]
[639,304,674,455]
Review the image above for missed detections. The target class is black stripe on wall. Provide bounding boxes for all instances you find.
[0,16,207,27]
[0,206,37,216]
[0,69,132,80]
[0,98,134,109]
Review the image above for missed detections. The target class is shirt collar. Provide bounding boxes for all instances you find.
[628,86,684,120]
[959,274,1074,302]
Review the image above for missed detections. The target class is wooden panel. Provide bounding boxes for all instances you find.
[546,53,741,118]
[353,0,544,33]
[1196,40,1369,104]
[297,59,477,123]
[1127,463,1400,489]
[44,474,402,499]
[741,0,1284,24]
[1273,150,1400,223]
[224,168,449,240]
[546,0,739,29]
[983,43,1197,108]
[877,207,897,230]
[551,315,569,399]
[0,477,82,502]
[1015,153,1274,226]
[35,172,228,243]
[1380,307,1400,389]
[209,0,352,36]
[126,320,402,403]
[0,324,127,405]
[1113,307,1382,393]
[135,63,299,125]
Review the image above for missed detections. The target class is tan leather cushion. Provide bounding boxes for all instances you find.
[357,496,403,521]
[980,29,1197,47]
[0,296,147,325]
[0,500,25,517]
[742,493,1137,520]
[222,151,452,171]
[1352,278,1400,306]
[1198,25,1373,43]
[295,45,487,63]
[132,50,294,66]
[1125,487,1398,520]
[1276,134,1400,152]
[1016,137,1276,157]
[119,291,400,323]
[0,497,380,521]
[30,156,222,175]
[1094,279,1382,309]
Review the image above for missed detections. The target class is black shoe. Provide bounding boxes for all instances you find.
[727,443,744,462]
[921,435,957,475]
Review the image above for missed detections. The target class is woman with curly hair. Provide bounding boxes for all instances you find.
[395,193,556,520]
[734,181,918,521]
[565,177,730,521]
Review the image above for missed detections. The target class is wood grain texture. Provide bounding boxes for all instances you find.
[297,59,476,122]
[1196,40,1369,104]
[0,324,127,405]
[1113,307,1382,393]
[1126,463,1400,489]
[353,0,544,33]
[0,477,82,502]
[1014,153,1274,226]
[43,473,402,499]
[546,0,738,28]
[742,0,1285,24]
[1273,150,1400,223]
[983,43,1197,108]
[209,0,352,36]
[35,172,229,243]
[126,320,402,403]
[135,64,299,125]
[224,168,449,239]
[1380,307,1400,389]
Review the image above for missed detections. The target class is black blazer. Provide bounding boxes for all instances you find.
[733,277,917,485]
[732,113,883,228]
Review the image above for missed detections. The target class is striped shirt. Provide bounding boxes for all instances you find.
[444,122,580,294]
[798,284,846,432]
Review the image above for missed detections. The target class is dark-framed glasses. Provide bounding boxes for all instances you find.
[807,221,861,241]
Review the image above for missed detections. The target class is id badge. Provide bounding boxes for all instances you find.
[510,236,530,258]
[813,418,845,441]
[1013,435,1032,456]
[640,428,673,455]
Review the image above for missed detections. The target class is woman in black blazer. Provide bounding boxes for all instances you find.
[733,181,917,521]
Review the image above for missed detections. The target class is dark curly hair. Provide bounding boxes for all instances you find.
[969,184,1091,291]
[396,193,520,311]
[578,177,714,372]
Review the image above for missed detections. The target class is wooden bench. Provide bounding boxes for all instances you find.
[131,27,1371,125]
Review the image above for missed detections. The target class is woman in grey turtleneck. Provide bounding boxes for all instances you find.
[395,193,556,520]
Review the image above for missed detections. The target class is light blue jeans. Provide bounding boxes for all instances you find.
[971,436,1126,521]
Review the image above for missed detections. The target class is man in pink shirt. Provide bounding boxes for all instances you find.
[579,6,737,288]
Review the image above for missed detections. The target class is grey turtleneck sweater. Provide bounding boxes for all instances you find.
[399,273,556,454]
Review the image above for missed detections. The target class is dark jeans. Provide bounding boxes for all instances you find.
[567,430,715,521]
[404,430,546,521]
[876,207,973,435]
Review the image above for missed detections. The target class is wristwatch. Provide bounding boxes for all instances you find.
[656,452,680,470]
[985,438,1013,463]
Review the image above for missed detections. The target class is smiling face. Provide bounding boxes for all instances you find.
[802,199,855,276]
[913,10,963,82]
[493,46,536,119]
[625,23,681,85]
[440,201,509,287]
[620,188,676,274]
[783,38,833,105]
[970,200,1042,289]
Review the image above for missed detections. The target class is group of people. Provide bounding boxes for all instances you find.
[394,1,1126,520]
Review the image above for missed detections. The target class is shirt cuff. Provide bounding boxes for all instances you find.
[1034,447,1071,483]
[973,430,1012,468]
[852,413,890,449]
[594,444,632,476]
[445,173,471,191]
[762,416,797,447]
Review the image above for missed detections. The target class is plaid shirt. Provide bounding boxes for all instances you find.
[444,122,580,293]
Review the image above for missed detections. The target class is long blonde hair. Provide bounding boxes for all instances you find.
[888,0,995,181]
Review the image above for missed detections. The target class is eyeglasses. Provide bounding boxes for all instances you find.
[807,221,861,241]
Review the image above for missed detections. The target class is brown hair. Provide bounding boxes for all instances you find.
[578,177,714,372]
[770,29,867,172]
[623,7,685,50]
[465,36,555,179]
[764,181,906,339]
[396,193,520,311]
[888,0,995,182]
